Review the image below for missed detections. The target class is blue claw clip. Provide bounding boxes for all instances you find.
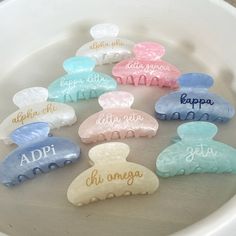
[155,73,235,122]
[0,122,80,187]
[156,121,236,178]
[48,56,117,102]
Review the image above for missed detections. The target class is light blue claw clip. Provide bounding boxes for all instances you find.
[0,122,80,186]
[155,73,235,122]
[48,56,117,102]
[156,121,236,178]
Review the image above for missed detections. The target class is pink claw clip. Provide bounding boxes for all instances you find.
[78,91,158,143]
[112,42,181,89]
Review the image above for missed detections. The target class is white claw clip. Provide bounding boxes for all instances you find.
[76,23,134,65]
[0,87,77,144]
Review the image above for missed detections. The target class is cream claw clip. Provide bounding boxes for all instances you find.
[67,142,159,206]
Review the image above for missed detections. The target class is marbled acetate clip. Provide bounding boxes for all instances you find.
[0,122,80,186]
[78,91,158,143]
[48,56,117,102]
[156,122,236,178]
[76,23,134,65]
[155,73,235,122]
[0,87,77,144]
[67,142,159,206]
[112,42,181,88]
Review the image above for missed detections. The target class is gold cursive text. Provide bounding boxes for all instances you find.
[86,169,104,187]
[12,104,57,124]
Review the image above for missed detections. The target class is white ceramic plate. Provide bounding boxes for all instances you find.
[0,0,236,235]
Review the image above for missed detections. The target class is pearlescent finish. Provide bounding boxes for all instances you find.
[13,87,48,108]
[63,56,96,74]
[0,87,77,144]
[48,56,117,102]
[1,1,236,235]
[156,122,236,178]
[112,42,181,88]
[76,24,134,65]
[98,91,134,109]
[90,23,119,39]
[179,73,214,88]
[78,91,158,143]
[155,73,235,122]
[10,122,50,146]
[0,122,80,187]
[67,142,159,206]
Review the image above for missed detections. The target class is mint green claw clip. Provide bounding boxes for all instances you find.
[156,121,236,177]
[48,56,117,102]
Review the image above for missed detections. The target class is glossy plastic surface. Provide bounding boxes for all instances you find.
[155,73,235,122]
[0,87,77,144]
[76,23,134,65]
[0,122,80,186]
[78,91,158,143]
[48,56,117,102]
[156,122,236,177]
[0,0,236,235]
[67,142,159,206]
[112,42,181,88]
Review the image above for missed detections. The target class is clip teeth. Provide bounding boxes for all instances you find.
[82,130,155,143]
[77,190,152,206]
[116,75,177,88]
[156,111,230,122]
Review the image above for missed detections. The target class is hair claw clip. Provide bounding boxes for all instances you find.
[0,87,77,144]
[67,142,159,206]
[76,23,134,65]
[112,42,181,88]
[48,56,117,102]
[0,122,80,186]
[156,121,236,178]
[78,91,159,143]
[155,73,235,122]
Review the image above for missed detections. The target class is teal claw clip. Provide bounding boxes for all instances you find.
[156,121,236,177]
[48,56,117,102]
